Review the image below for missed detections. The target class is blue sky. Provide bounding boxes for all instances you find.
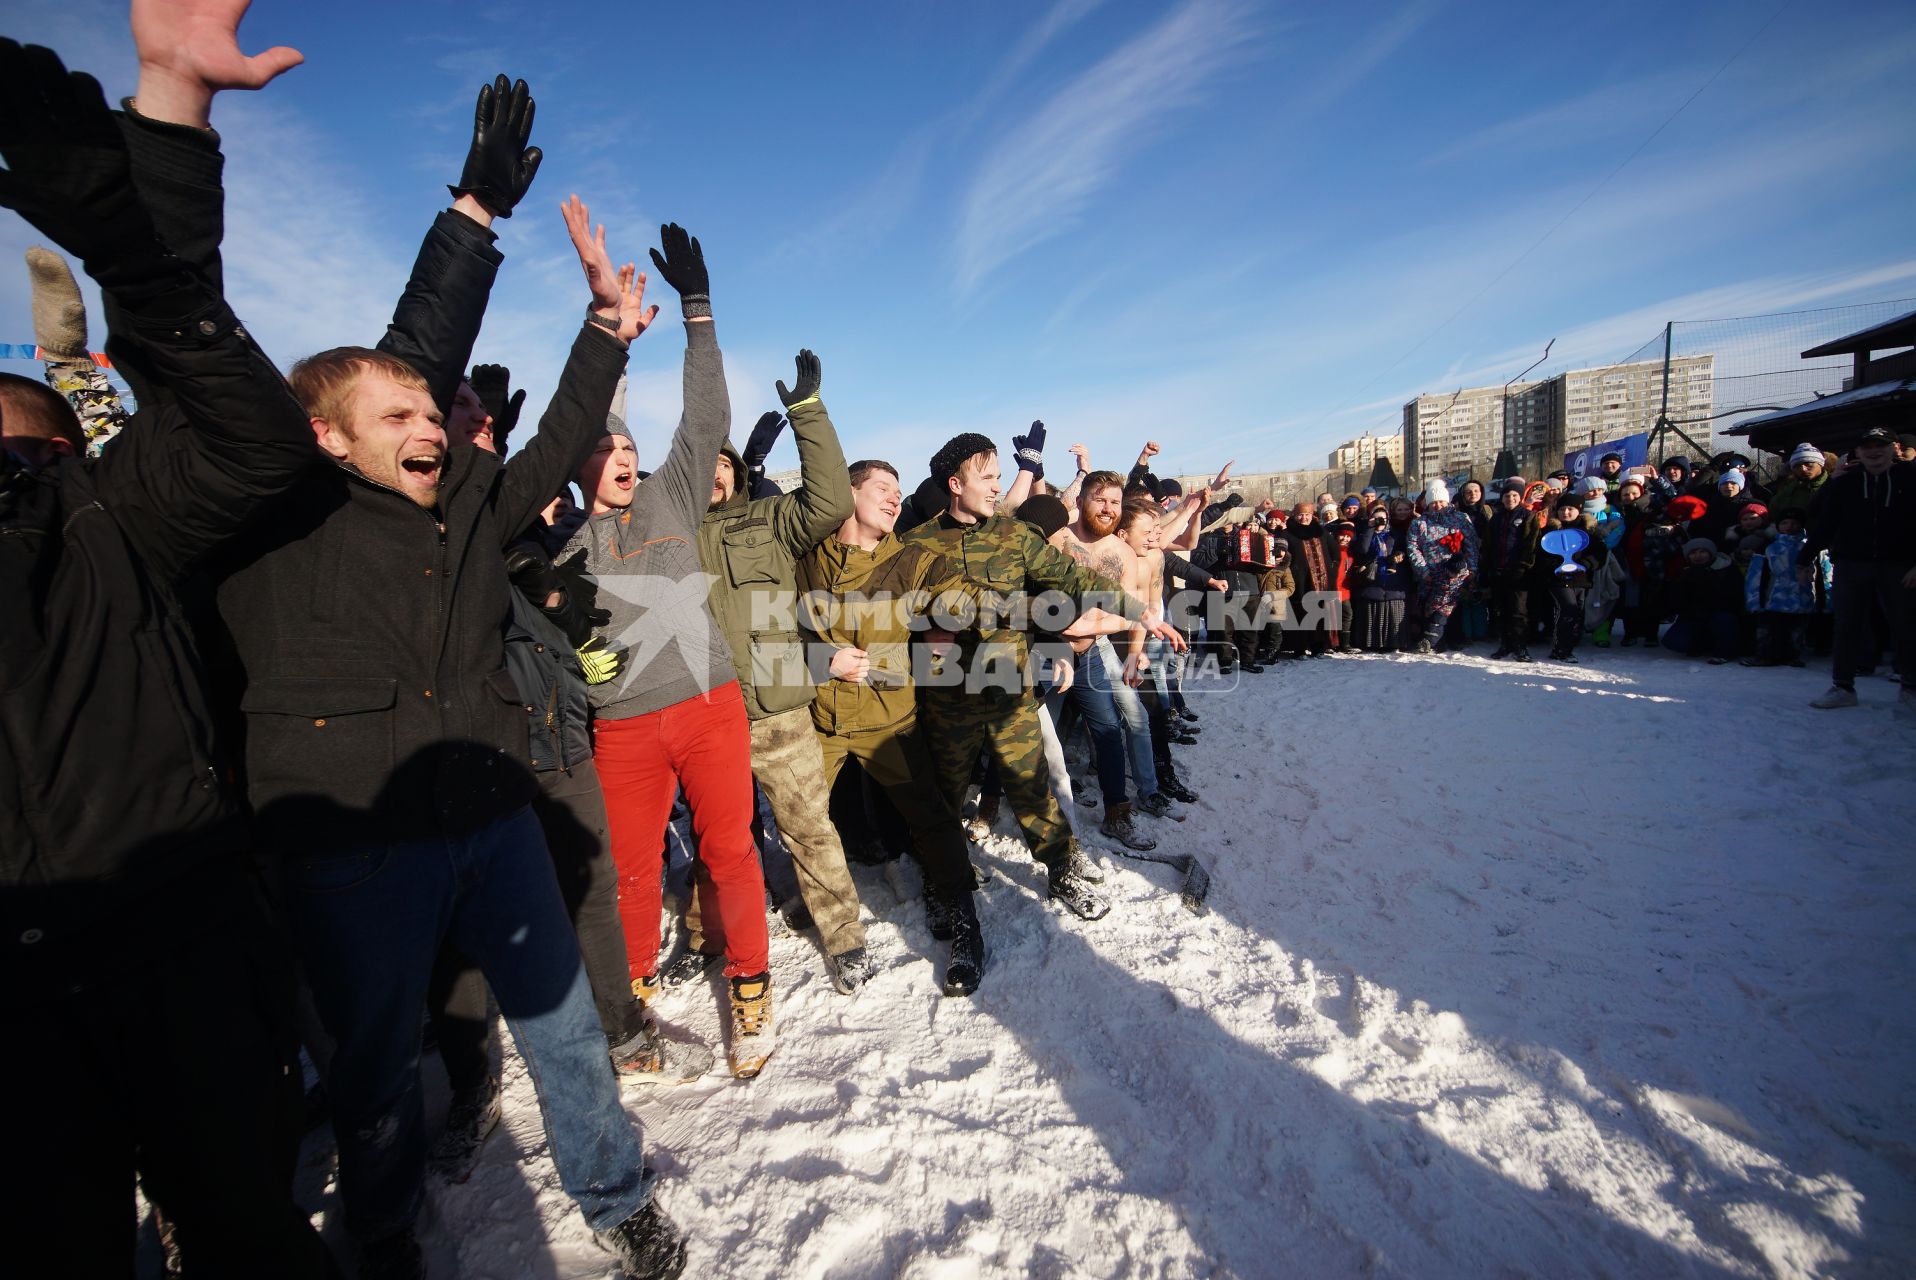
[3,0,1914,480]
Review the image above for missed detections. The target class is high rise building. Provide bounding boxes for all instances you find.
[1403,355,1716,482]
[1326,432,1404,477]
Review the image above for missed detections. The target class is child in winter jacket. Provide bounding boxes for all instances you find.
[1538,498,1608,662]
[1741,509,1828,667]
[1663,538,1743,663]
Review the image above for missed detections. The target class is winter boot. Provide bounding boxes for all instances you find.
[1047,866,1111,921]
[824,946,876,995]
[726,973,775,1079]
[1064,842,1106,884]
[660,948,720,988]
[598,1191,688,1280]
[1810,685,1858,709]
[1410,637,1434,655]
[427,1075,501,1182]
[1156,764,1200,805]
[1176,706,1200,723]
[611,1024,713,1087]
[1512,647,1535,663]
[942,894,985,997]
[1100,801,1157,851]
[1489,646,1512,660]
[1135,792,1182,821]
[923,889,957,941]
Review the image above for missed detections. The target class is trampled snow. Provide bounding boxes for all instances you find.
[291,648,1916,1278]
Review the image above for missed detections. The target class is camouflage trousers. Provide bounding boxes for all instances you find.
[814,717,974,898]
[920,689,1071,875]
[687,706,867,956]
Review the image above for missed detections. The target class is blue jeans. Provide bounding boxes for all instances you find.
[1048,649,1129,806]
[290,805,650,1240]
[1093,636,1159,799]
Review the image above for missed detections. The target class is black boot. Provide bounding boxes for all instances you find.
[943,893,985,996]
[599,1191,688,1280]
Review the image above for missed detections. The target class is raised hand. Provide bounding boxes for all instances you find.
[1011,420,1047,475]
[1068,443,1091,473]
[743,412,786,470]
[562,195,623,312]
[648,223,711,318]
[777,349,821,408]
[468,364,525,441]
[1136,440,1161,467]
[1212,459,1235,490]
[612,263,659,344]
[448,75,541,218]
[131,0,303,128]
[0,44,171,288]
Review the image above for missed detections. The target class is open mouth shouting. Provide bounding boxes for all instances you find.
[399,450,444,492]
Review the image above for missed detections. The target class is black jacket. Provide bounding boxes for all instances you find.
[504,588,593,775]
[1804,462,1916,564]
[214,325,626,856]
[2,218,314,988]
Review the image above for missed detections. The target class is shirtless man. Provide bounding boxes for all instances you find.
[1047,469,1174,845]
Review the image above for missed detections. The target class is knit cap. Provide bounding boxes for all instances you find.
[1788,442,1822,467]
[1718,469,1745,490]
[1683,537,1717,556]
[1424,478,1450,505]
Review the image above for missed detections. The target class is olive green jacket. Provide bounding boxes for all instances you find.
[696,397,852,720]
[794,531,980,735]
[895,512,1146,698]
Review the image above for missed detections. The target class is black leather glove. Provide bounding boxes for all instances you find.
[505,542,561,604]
[469,363,526,446]
[447,75,542,218]
[743,411,786,471]
[776,349,821,408]
[0,42,182,298]
[1011,420,1046,477]
[648,223,710,318]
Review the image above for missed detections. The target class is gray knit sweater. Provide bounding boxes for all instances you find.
[563,320,737,720]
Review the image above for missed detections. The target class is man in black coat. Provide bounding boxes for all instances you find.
[1805,427,1916,711]
[0,32,334,1278]
[188,82,686,1280]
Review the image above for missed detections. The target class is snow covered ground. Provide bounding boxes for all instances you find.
[294,648,1916,1278]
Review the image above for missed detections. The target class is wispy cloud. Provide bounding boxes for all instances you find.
[951,0,1255,297]
[957,0,1111,128]
[1412,72,1695,173]
[1285,0,1437,123]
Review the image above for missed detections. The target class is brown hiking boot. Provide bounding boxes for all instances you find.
[1099,801,1157,852]
[727,972,775,1079]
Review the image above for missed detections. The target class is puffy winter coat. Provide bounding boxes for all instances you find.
[1481,507,1540,581]
[1537,515,1608,580]
[1745,533,1827,614]
[1407,506,1480,579]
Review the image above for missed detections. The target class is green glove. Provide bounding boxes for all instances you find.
[577,637,624,685]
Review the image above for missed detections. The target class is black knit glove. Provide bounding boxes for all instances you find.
[776,349,821,408]
[648,223,710,318]
[447,75,542,218]
[743,411,786,471]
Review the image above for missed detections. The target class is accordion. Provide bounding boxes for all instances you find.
[1224,526,1277,570]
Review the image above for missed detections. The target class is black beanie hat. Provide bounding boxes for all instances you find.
[1016,494,1069,539]
[928,432,998,488]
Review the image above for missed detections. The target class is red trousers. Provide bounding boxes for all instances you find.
[594,681,769,979]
